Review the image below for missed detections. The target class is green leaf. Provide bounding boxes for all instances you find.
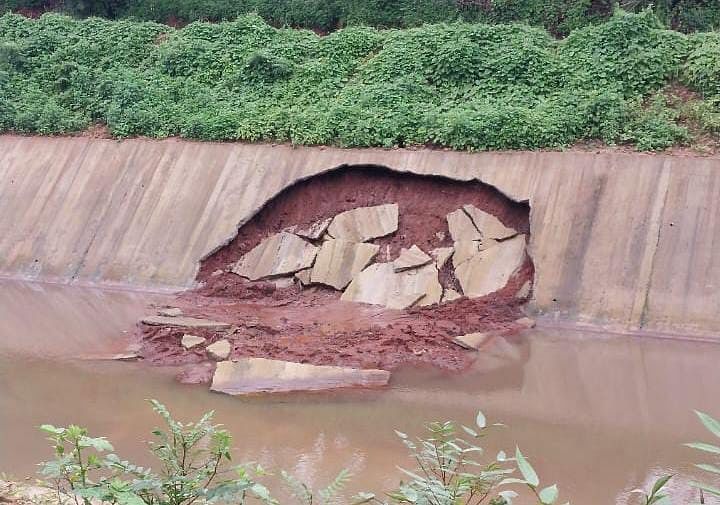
[651,475,672,496]
[691,481,720,497]
[476,410,487,429]
[696,411,720,439]
[539,484,559,504]
[515,447,539,487]
[685,442,720,454]
[695,463,720,474]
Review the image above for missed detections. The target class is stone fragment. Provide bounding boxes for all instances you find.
[431,247,454,269]
[141,315,232,330]
[110,352,141,361]
[463,204,517,240]
[447,209,482,241]
[206,339,231,361]
[455,235,527,298]
[393,245,432,272]
[232,232,318,281]
[273,276,295,289]
[515,317,536,329]
[442,288,462,303]
[452,241,481,268]
[157,307,182,317]
[326,204,399,242]
[182,334,206,349]
[210,269,224,277]
[452,332,491,350]
[341,262,442,309]
[294,268,312,286]
[294,218,332,240]
[310,239,380,290]
[515,280,532,299]
[386,292,425,310]
[211,358,390,395]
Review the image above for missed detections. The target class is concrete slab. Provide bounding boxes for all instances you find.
[447,208,482,241]
[455,235,527,298]
[206,339,231,361]
[310,239,379,290]
[210,358,390,395]
[393,245,432,272]
[463,204,517,240]
[341,262,442,308]
[430,247,454,269]
[181,334,206,349]
[232,232,318,281]
[327,204,399,242]
[141,315,231,330]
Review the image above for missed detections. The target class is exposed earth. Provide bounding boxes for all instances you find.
[135,167,535,386]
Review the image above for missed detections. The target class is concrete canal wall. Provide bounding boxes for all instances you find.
[0,135,717,335]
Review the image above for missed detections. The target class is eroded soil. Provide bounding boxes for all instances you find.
[137,167,534,380]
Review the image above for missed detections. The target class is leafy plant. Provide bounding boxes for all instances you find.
[686,410,720,499]
[39,400,275,505]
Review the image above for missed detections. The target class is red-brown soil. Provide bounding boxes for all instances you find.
[138,166,534,380]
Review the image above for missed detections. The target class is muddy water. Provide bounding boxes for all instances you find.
[1,280,719,504]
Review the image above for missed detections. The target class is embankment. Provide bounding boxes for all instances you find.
[1,135,718,335]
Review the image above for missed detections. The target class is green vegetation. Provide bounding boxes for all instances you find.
[38,401,563,505]
[2,0,719,35]
[1,9,719,151]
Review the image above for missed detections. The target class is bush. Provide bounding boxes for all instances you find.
[0,10,710,150]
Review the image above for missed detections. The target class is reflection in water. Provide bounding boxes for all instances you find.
[0,279,719,503]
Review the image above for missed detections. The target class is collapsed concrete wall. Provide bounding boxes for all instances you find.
[0,135,717,335]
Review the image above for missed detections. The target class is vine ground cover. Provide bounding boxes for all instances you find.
[0,9,718,151]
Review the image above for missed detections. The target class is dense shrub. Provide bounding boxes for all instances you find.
[0,9,711,150]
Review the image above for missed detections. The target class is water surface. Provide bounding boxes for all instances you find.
[1,279,718,503]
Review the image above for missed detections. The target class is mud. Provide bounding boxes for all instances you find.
[139,166,533,378]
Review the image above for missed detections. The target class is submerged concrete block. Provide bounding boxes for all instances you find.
[210,358,390,395]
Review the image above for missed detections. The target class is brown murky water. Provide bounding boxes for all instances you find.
[1,279,719,503]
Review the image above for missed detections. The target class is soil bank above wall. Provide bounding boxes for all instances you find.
[0,135,717,336]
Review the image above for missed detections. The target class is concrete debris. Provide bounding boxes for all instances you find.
[463,204,517,240]
[206,339,231,361]
[273,276,295,289]
[294,268,312,286]
[442,288,462,303]
[294,218,332,240]
[455,235,527,298]
[452,332,491,350]
[393,245,432,272]
[341,262,442,309]
[447,208,482,241]
[515,316,536,329]
[182,334,206,349]
[232,232,318,281]
[141,315,232,330]
[157,307,182,317]
[210,358,390,395]
[326,203,399,242]
[386,292,425,310]
[430,247,454,269]
[310,239,380,290]
[452,240,481,268]
[210,269,224,277]
[515,280,532,299]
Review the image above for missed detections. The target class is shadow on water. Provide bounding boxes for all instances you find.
[1,279,719,503]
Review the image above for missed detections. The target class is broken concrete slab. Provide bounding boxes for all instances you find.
[430,247,454,269]
[452,332,491,350]
[310,239,380,290]
[326,203,399,242]
[294,218,332,240]
[141,315,232,330]
[447,208,482,241]
[452,240,481,268]
[386,292,425,310]
[455,235,527,298]
[206,339,231,361]
[442,288,462,303]
[210,358,390,395]
[157,307,183,317]
[341,262,442,309]
[294,268,312,286]
[393,245,432,272]
[463,204,517,240]
[232,232,318,281]
[182,334,206,349]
